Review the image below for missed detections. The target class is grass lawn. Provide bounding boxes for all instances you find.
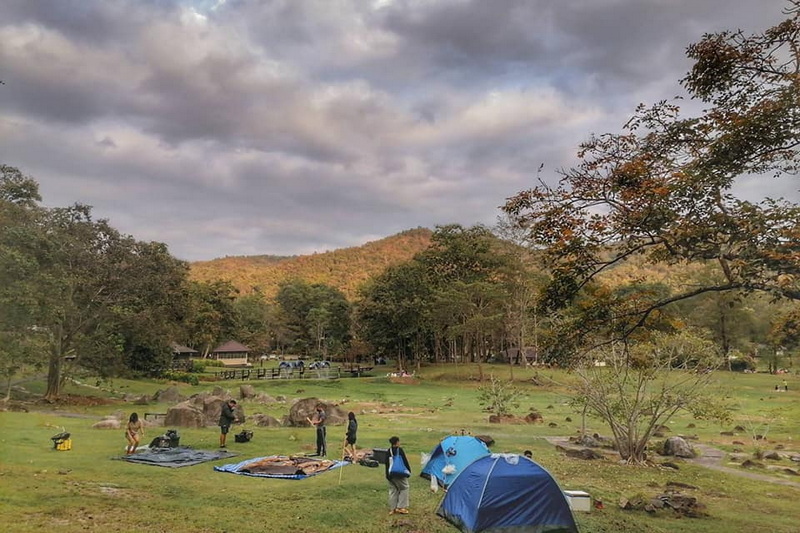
[0,365,798,532]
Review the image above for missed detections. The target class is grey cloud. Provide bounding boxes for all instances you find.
[0,0,796,261]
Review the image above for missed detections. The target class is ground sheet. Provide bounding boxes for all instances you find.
[214,455,348,479]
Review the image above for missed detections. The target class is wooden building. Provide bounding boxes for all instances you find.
[171,343,199,369]
[211,340,251,366]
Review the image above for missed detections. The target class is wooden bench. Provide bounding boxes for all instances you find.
[343,365,374,377]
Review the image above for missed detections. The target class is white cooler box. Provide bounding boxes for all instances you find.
[563,490,591,512]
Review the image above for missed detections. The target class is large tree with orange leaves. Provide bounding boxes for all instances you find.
[504,1,800,352]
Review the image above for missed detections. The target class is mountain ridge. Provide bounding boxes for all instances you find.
[188,227,433,298]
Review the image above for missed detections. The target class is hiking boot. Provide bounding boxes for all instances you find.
[396,508,409,514]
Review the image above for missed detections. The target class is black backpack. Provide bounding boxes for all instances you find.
[234,430,253,443]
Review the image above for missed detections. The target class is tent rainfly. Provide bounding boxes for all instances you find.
[421,435,491,488]
[437,454,579,533]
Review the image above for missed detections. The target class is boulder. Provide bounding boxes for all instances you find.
[556,445,604,460]
[741,459,764,468]
[239,385,257,399]
[764,451,782,460]
[164,402,205,428]
[250,414,282,427]
[524,412,543,423]
[666,481,698,490]
[286,398,347,427]
[153,386,184,403]
[211,386,228,398]
[659,493,707,518]
[474,435,495,447]
[661,436,695,458]
[489,414,520,424]
[91,419,121,429]
[570,434,601,448]
[202,396,246,426]
[255,393,277,404]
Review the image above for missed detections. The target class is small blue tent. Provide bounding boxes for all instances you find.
[421,435,490,487]
[437,454,578,533]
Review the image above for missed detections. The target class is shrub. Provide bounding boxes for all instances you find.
[161,371,199,385]
[477,375,521,416]
[728,352,756,372]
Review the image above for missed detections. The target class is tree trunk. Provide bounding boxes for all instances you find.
[44,336,63,401]
[3,375,12,401]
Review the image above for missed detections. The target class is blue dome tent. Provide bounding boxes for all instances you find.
[437,454,579,533]
[421,435,491,488]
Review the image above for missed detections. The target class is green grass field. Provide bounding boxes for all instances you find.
[1,365,798,533]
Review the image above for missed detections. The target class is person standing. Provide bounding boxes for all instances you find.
[308,404,327,457]
[219,399,238,448]
[125,412,145,455]
[386,435,411,515]
[345,412,358,460]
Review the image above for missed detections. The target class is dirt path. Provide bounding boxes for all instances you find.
[690,443,800,488]
[544,437,800,490]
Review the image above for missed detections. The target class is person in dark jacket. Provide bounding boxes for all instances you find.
[344,412,358,460]
[219,399,238,448]
[385,435,411,515]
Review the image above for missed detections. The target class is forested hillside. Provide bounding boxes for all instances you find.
[188,228,433,298]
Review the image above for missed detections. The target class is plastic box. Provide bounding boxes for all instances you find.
[51,431,72,451]
[372,448,389,465]
[564,490,591,512]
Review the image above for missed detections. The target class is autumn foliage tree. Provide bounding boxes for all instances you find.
[504,1,800,350]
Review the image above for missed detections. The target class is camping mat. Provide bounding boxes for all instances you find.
[120,447,238,468]
[214,455,348,479]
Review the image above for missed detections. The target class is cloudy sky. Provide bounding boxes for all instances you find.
[1,0,797,261]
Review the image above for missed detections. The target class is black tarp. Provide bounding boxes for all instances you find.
[120,447,238,468]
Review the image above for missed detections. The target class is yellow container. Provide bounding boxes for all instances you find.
[55,438,72,451]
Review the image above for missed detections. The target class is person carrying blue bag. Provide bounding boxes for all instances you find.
[385,435,411,515]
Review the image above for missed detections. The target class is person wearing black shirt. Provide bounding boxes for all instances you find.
[219,399,238,448]
[386,435,411,515]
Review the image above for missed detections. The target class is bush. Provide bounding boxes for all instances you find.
[161,371,199,385]
[729,354,757,372]
[477,375,521,416]
[188,360,206,373]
